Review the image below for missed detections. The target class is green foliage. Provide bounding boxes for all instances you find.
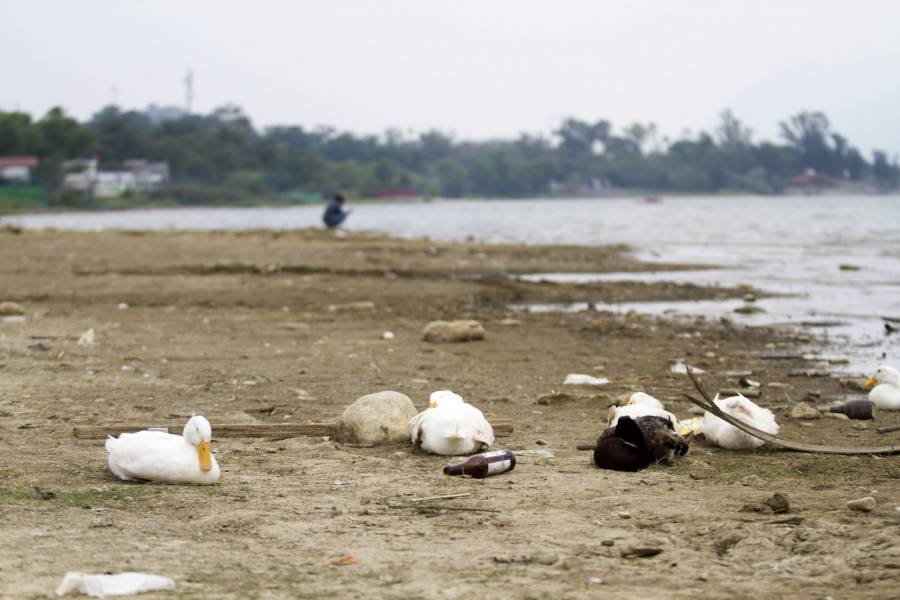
[1,105,898,204]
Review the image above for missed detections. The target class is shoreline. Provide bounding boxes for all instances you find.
[1,229,897,598]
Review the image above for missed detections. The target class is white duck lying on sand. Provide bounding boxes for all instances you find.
[627,392,666,410]
[609,393,678,430]
[409,391,494,456]
[106,415,220,484]
[866,365,900,410]
[701,394,779,450]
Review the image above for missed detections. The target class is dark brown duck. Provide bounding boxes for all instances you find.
[593,415,690,472]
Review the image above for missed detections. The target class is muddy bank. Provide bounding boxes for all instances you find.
[0,229,897,599]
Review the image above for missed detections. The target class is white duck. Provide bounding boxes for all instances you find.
[608,400,678,430]
[106,415,220,484]
[865,365,900,410]
[627,392,665,410]
[409,390,494,456]
[701,394,779,450]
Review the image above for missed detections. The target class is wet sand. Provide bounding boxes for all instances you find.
[1,228,898,598]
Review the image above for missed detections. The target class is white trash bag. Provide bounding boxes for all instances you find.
[56,572,175,598]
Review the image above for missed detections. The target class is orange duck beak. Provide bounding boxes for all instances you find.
[197,441,213,471]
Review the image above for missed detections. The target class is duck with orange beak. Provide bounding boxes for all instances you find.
[106,415,220,484]
[865,365,900,410]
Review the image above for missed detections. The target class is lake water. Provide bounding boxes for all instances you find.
[8,195,900,375]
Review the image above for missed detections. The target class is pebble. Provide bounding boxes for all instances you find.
[790,402,821,420]
[823,412,850,421]
[846,497,876,513]
[588,577,604,585]
[382,331,395,340]
[422,319,485,343]
[0,301,25,316]
[616,511,632,520]
[764,492,791,514]
[851,422,869,430]
[329,301,376,312]
[734,305,766,314]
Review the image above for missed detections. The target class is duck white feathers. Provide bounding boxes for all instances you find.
[608,401,678,430]
[409,391,494,456]
[701,394,779,450]
[106,415,220,484]
[866,365,900,410]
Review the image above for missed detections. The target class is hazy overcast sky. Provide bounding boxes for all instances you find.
[4,0,900,153]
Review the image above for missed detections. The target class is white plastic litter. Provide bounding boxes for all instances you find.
[117,303,129,310]
[670,361,703,375]
[77,328,96,346]
[56,572,175,597]
[563,373,609,386]
[382,331,395,340]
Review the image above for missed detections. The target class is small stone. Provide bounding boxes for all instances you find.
[382,331,395,340]
[499,318,521,326]
[839,264,861,271]
[743,293,757,303]
[846,496,876,512]
[588,577,604,585]
[335,391,416,445]
[823,412,850,421]
[601,540,615,547]
[535,439,548,446]
[740,474,763,487]
[422,320,485,343]
[851,422,869,430]
[0,301,25,316]
[790,402,821,420]
[616,511,632,519]
[764,492,791,514]
[116,302,129,310]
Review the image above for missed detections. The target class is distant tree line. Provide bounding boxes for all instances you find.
[0,104,898,204]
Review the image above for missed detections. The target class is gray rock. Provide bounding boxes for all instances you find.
[790,402,821,420]
[846,496,876,513]
[422,320,485,343]
[0,301,25,316]
[335,391,417,445]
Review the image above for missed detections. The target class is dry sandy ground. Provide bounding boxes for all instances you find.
[0,228,898,599]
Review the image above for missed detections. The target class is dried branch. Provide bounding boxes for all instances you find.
[684,364,898,456]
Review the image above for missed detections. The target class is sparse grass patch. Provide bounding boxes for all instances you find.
[0,484,162,507]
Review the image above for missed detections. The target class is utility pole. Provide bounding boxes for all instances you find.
[185,69,194,114]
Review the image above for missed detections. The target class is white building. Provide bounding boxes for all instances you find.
[0,156,38,184]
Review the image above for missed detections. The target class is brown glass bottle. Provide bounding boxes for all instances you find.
[443,450,516,478]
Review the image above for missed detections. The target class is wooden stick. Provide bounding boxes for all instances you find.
[408,493,471,503]
[684,365,899,456]
[73,419,513,440]
[877,425,900,435]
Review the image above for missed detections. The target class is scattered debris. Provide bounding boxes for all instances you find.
[734,305,766,314]
[77,329,96,346]
[670,361,703,375]
[846,496,876,513]
[116,302,129,310]
[839,264,861,271]
[739,377,761,388]
[381,331,395,340]
[563,374,609,386]
[621,547,663,559]
[56,572,175,597]
[32,486,56,500]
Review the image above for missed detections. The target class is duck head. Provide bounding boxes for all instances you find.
[647,428,690,465]
[429,390,464,409]
[183,415,214,472]
[866,365,900,389]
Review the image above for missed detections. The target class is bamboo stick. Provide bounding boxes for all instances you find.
[73,419,513,440]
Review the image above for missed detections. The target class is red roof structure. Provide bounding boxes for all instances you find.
[0,156,38,167]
